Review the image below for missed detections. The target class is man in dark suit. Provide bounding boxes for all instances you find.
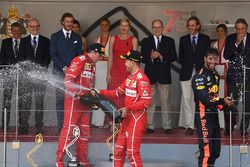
[141,19,177,134]
[0,39,2,50]
[18,18,51,134]
[0,22,24,128]
[50,13,83,132]
[224,18,250,136]
[178,16,210,135]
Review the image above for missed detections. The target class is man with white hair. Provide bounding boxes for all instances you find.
[19,18,51,135]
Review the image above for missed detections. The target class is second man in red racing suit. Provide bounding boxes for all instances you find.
[56,43,105,167]
[96,50,151,167]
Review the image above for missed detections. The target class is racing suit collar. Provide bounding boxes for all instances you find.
[203,66,216,75]
[130,69,140,78]
[85,53,94,64]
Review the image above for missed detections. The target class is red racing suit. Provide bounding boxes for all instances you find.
[56,53,95,167]
[100,68,151,167]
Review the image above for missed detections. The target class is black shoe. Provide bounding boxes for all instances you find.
[185,128,193,135]
[146,128,154,134]
[165,129,173,134]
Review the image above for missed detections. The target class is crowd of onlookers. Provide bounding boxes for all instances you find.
[0,12,249,138]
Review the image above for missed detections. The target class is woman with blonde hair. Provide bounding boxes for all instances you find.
[107,18,138,108]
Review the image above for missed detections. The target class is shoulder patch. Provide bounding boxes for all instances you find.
[209,85,219,93]
[140,81,148,86]
[215,75,218,81]
[126,79,131,86]
[196,85,205,90]
[142,90,149,96]
[207,76,210,82]
[137,73,143,79]
[130,80,137,88]
[79,55,86,61]
[69,63,77,72]
[195,77,204,82]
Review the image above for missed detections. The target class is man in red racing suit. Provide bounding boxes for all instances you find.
[56,43,105,167]
[93,50,151,167]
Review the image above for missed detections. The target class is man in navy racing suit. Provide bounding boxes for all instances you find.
[192,48,234,167]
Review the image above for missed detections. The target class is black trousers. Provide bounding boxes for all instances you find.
[19,81,46,130]
[240,84,250,134]
[2,79,15,127]
[224,84,240,132]
[1,69,18,127]
[195,113,221,167]
[53,69,65,132]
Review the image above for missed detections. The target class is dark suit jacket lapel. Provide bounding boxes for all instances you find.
[9,38,16,57]
[60,30,66,40]
[37,35,43,54]
[28,35,33,49]
[196,34,202,51]
[27,35,36,56]
[69,32,74,43]
[245,33,250,48]
[70,32,79,44]
[159,36,164,49]
[150,35,156,50]
[187,35,193,51]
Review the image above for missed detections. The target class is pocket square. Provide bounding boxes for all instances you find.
[74,40,78,44]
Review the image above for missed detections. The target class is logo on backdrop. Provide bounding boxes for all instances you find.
[163,9,234,37]
[0,4,31,39]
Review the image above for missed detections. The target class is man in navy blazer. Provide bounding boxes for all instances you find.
[18,18,51,134]
[224,18,250,136]
[141,19,177,134]
[50,13,83,132]
[0,22,25,129]
[178,16,210,135]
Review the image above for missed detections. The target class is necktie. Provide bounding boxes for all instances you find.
[156,37,160,51]
[33,36,37,49]
[66,32,70,40]
[14,39,19,57]
[192,36,196,53]
[239,40,244,50]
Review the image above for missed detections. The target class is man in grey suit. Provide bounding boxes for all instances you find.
[50,12,83,132]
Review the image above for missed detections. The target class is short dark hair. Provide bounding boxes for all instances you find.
[235,18,248,27]
[60,12,74,23]
[216,24,228,34]
[11,22,21,29]
[152,19,163,27]
[73,19,80,27]
[206,47,218,57]
[187,16,201,31]
[100,18,110,25]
